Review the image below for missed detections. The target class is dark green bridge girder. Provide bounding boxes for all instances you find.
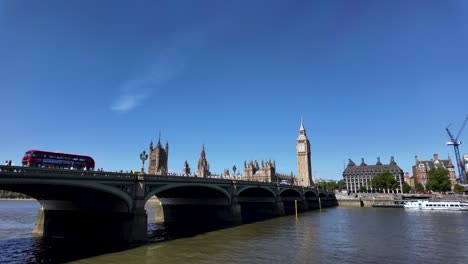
[0,166,335,208]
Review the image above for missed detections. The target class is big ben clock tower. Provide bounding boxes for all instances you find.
[296,118,313,187]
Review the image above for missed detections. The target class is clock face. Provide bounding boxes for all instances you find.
[298,144,305,152]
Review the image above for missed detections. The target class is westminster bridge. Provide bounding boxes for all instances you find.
[0,166,337,242]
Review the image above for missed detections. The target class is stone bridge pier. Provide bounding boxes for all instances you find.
[33,207,145,242]
[32,176,148,242]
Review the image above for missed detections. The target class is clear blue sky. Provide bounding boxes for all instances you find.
[1,0,467,180]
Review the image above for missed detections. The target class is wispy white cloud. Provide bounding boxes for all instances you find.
[111,48,185,113]
[110,11,232,113]
[110,93,148,113]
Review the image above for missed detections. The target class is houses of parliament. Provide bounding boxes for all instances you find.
[147,120,313,187]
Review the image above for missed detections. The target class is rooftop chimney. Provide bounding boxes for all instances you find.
[433,154,439,161]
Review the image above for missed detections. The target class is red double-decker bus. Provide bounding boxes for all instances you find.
[22,150,95,170]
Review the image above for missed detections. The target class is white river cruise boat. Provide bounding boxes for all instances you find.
[404,200,468,211]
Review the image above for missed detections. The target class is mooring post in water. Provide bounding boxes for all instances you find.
[317,186,322,212]
[295,200,298,218]
[319,196,322,212]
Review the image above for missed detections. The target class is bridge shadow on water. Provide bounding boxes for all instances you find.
[147,213,282,242]
[0,236,132,264]
[7,235,140,263]
[2,222,249,263]
[147,221,242,242]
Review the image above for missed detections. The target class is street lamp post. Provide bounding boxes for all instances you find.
[140,150,148,173]
[317,185,322,211]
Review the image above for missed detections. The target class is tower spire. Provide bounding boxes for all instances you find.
[148,133,169,175]
[156,130,162,147]
[198,144,209,177]
[298,117,307,139]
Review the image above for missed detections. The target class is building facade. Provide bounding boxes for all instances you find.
[197,144,210,177]
[243,160,277,182]
[296,119,313,187]
[148,137,169,175]
[404,172,415,190]
[412,154,457,189]
[343,157,404,193]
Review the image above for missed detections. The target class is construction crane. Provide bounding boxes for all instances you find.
[446,115,468,184]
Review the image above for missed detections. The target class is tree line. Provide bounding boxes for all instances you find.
[315,179,345,191]
[0,190,30,199]
[357,168,465,194]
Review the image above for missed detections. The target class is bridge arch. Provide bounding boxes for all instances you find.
[236,186,276,198]
[279,188,302,197]
[304,190,317,198]
[144,183,235,227]
[236,186,279,223]
[144,183,231,203]
[278,188,302,215]
[0,180,133,212]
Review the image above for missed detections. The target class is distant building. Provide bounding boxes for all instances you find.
[241,160,294,183]
[412,154,457,189]
[148,137,169,175]
[343,157,404,193]
[243,160,277,182]
[404,172,415,189]
[197,144,210,177]
[296,118,313,187]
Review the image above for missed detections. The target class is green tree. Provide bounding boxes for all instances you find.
[316,181,327,190]
[316,180,340,191]
[0,190,30,199]
[454,184,465,194]
[358,185,368,193]
[327,181,335,191]
[402,182,412,193]
[371,172,398,192]
[415,183,424,191]
[336,179,346,190]
[426,168,451,193]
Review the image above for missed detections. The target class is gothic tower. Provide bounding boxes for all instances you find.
[296,118,313,186]
[197,144,210,177]
[148,135,169,175]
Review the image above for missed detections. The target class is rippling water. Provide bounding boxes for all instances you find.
[1,201,468,264]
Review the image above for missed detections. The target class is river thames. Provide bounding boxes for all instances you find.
[1,200,468,264]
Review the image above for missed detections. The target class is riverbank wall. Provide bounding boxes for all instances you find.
[336,193,468,208]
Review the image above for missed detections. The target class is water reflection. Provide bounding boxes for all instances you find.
[2,202,468,264]
[71,211,326,263]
